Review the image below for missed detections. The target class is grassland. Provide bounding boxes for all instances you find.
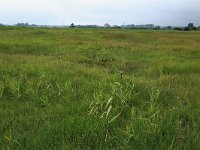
[0,27,200,149]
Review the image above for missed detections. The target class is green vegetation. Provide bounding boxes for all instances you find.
[0,27,200,149]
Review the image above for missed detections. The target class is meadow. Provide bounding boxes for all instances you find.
[0,27,200,149]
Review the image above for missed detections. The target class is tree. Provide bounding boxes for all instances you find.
[184,27,190,31]
[192,27,197,30]
[104,23,111,28]
[70,23,75,28]
[174,27,182,30]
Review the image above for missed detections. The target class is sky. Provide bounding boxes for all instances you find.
[0,0,199,26]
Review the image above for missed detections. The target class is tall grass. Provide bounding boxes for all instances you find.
[0,28,200,149]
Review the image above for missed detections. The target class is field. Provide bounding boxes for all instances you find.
[0,27,200,149]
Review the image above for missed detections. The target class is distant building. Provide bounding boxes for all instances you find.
[154,25,161,30]
[16,23,29,26]
[125,24,136,29]
[112,25,121,28]
[188,23,194,29]
[135,25,145,29]
[145,24,154,29]
[134,24,154,29]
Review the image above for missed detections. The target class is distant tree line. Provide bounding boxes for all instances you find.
[69,22,200,31]
[70,23,159,29]
[1,22,200,31]
[174,23,200,31]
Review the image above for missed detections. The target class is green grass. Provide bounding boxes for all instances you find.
[0,27,200,149]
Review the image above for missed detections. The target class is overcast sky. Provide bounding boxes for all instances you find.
[0,0,199,26]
